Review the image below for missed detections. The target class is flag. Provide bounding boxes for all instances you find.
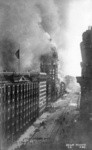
[15,49,20,59]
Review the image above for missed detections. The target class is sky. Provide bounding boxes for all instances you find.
[0,0,92,77]
[64,0,92,76]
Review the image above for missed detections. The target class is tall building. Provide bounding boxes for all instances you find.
[40,47,58,82]
[77,27,92,120]
[40,46,58,101]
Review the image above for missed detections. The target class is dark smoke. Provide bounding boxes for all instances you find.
[0,0,60,72]
[0,34,19,72]
[0,0,88,75]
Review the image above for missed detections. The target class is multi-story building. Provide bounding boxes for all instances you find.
[40,47,58,81]
[40,46,58,102]
[0,72,47,148]
[77,27,92,120]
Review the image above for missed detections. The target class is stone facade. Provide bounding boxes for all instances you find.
[77,27,92,120]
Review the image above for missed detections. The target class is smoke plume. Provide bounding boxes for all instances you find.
[0,0,59,72]
[0,0,92,77]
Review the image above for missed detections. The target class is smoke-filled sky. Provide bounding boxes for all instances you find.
[0,0,92,76]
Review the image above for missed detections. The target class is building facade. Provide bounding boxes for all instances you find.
[77,27,92,120]
[40,47,58,102]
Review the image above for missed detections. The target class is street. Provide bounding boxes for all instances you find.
[8,93,92,150]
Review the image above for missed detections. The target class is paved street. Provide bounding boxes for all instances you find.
[8,93,92,150]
